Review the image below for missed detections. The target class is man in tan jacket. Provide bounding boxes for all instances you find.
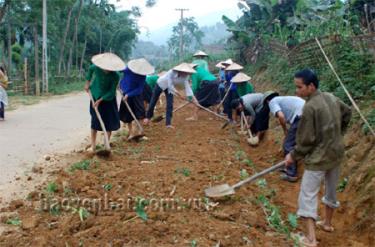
[285,69,352,247]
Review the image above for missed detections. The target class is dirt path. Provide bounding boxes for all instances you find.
[0,99,371,246]
[0,92,90,204]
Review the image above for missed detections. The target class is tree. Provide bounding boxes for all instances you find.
[167,17,204,59]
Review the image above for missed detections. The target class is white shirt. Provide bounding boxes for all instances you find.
[269,96,305,124]
[157,70,193,97]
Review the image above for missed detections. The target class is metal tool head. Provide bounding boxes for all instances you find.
[204,184,235,198]
[152,115,164,123]
[221,121,230,129]
[96,149,111,157]
[247,136,259,146]
[127,133,146,142]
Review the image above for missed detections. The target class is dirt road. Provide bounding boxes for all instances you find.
[0,92,90,194]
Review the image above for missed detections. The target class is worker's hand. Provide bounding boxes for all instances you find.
[285,153,294,167]
[187,96,193,102]
[84,81,90,92]
[94,98,103,108]
[123,94,129,101]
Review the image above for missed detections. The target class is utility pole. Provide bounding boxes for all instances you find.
[175,8,189,60]
[42,0,48,93]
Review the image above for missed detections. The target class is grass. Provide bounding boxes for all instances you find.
[46,182,58,194]
[175,167,191,177]
[6,217,21,226]
[69,160,91,172]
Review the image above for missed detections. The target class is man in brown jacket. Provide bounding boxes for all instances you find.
[285,69,352,247]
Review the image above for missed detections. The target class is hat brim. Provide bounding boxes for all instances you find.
[91,53,126,71]
[128,58,155,76]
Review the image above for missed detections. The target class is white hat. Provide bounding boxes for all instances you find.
[225,62,244,71]
[222,59,233,65]
[128,58,155,76]
[189,63,199,68]
[193,50,208,57]
[158,71,167,77]
[230,72,251,83]
[91,53,126,71]
[215,62,225,69]
[173,63,196,74]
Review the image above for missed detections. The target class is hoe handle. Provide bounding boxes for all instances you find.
[233,161,285,189]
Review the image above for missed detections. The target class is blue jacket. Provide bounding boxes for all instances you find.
[225,71,238,91]
[120,67,146,97]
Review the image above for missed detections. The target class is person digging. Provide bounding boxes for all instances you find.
[84,53,125,153]
[186,64,220,121]
[263,90,305,182]
[119,58,155,141]
[143,63,197,129]
[231,91,269,143]
[285,69,351,247]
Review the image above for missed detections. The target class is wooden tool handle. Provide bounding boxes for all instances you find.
[217,82,233,108]
[233,161,285,189]
[88,92,110,150]
[123,98,144,132]
[241,111,254,138]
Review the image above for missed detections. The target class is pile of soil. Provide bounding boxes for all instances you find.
[0,100,373,246]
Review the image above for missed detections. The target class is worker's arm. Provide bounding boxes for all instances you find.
[276,111,288,136]
[85,65,95,92]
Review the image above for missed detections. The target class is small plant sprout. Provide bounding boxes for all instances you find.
[78,207,90,222]
[240,169,249,180]
[103,184,113,191]
[135,197,149,221]
[46,182,58,194]
[6,217,21,226]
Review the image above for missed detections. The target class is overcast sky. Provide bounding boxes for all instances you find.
[110,0,242,43]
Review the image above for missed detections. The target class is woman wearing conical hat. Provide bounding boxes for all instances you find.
[119,58,154,140]
[144,63,197,128]
[192,50,209,71]
[84,53,125,152]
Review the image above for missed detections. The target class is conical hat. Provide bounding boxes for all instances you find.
[91,53,126,71]
[222,59,233,65]
[158,71,167,77]
[189,63,199,68]
[215,62,225,69]
[173,63,196,74]
[225,62,243,71]
[193,50,208,57]
[231,72,252,83]
[128,58,155,76]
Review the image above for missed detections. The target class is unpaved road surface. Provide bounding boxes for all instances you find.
[0,92,90,192]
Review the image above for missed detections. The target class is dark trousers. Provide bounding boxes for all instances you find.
[223,89,239,120]
[146,85,174,126]
[283,117,300,177]
[0,102,4,119]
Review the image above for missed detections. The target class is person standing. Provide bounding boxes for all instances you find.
[119,58,154,140]
[84,53,125,152]
[263,91,305,182]
[144,63,197,128]
[0,66,9,121]
[285,69,351,247]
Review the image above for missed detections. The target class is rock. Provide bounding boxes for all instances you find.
[44,155,51,161]
[27,176,32,181]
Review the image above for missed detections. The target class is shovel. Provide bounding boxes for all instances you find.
[152,102,190,123]
[88,92,111,157]
[205,161,285,198]
[122,98,145,141]
[241,111,259,146]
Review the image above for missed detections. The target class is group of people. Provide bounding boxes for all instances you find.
[84,50,351,247]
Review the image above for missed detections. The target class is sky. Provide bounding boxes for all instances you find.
[110,0,242,44]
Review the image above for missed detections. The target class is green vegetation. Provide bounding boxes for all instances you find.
[6,217,22,226]
[175,167,191,177]
[69,160,91,172]
[46,182,58,194]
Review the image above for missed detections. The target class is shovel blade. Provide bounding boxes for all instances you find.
[247,136,259,146]
[204,184,235,198]
[152,115,164,122]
